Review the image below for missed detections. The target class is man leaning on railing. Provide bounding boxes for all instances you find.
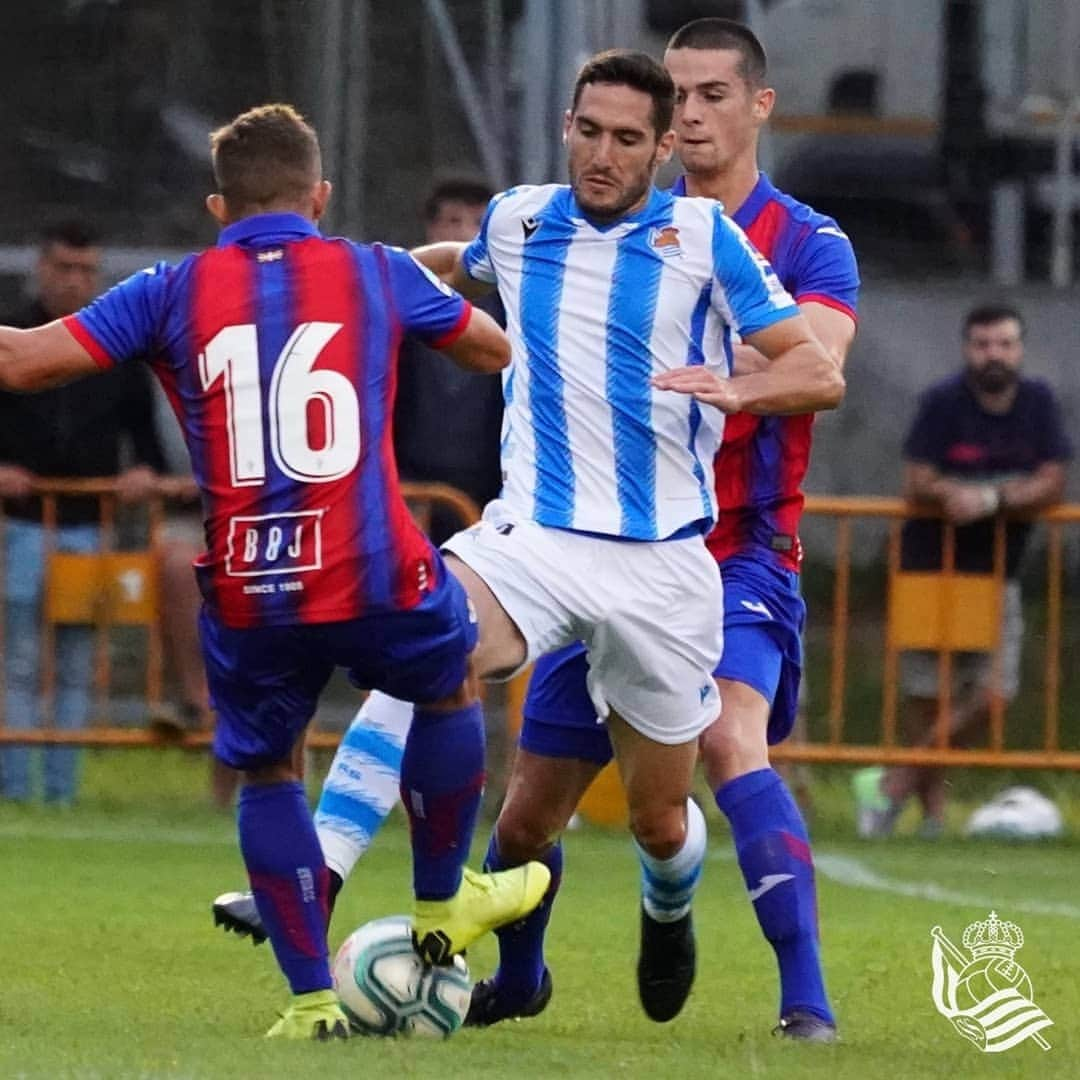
[854,302,1073,838]
[0,220,166,807]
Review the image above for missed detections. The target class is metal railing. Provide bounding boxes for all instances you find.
[0,479,480,750]
[3,485,1077,770]
[770,496,1080,769]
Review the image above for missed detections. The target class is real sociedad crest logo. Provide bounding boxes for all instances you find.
[930,912,1053,1053]
[649,225,682,257]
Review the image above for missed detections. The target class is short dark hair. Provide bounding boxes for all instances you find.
[423,176,494,222]
[571,49,675,138]
[210,103,321,212]
[963,303,1025,338]
[666,18,768,88]
[40,220,100,252]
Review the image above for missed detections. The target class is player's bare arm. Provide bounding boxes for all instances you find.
[653,311,842,415]
[732,300,855,376]
[0,320,99,392]
[412,241,493,300]
[442,305,511,373]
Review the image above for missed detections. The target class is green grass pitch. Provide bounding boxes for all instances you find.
[1,750,1077,1078]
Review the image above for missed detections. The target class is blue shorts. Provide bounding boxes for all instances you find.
[521,554,805,760]
[202,562,477,771]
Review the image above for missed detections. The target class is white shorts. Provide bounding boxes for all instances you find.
[442,501,723,744]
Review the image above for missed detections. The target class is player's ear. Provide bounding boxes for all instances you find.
[654,129,676,168]
[312,180,333,221]
[753,86,776,123]
[206,193,229,226]
[562,109,572,144]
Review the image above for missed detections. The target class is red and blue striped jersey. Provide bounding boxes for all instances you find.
[66,212,472,628]
[673,173,859,571]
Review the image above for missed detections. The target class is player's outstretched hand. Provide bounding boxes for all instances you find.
[652,368,743,413]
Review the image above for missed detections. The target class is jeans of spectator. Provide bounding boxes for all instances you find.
[2,519,98,804]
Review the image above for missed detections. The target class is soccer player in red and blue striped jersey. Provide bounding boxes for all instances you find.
[0,103,550,1040]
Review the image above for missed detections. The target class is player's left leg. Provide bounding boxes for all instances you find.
[212,691,413,944]
[702,586,835,1040]
[201,609,348,1040]
[606,713,705,1023]
[589,532,721,1023]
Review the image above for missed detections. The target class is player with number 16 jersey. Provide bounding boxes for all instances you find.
[67,217,470,629]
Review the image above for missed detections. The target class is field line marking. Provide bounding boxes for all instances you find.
[0,821,235,847]
[813,852,1080,920]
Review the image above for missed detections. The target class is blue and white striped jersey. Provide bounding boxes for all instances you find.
[464,184,798,541]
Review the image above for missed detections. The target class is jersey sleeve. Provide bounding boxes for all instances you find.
[463,191,512,284]
[382,246,473,348]
[709,208,799,336]
[789,219,860,319]
[62,262,171,367]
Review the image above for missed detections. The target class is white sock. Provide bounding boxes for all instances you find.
[634,797,707,923]
[314,691,413,880]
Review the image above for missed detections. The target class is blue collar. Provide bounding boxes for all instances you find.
[217,212,321,247]
[668,172,776,231]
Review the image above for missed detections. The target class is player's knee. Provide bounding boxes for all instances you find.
[241,761,298,785]
[700,694,769,785]
[629,803,686,861]
[495,806,560,865]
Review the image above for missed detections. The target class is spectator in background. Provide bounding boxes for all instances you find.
[0,221,165,805]
[394,177,504,542]
[854,303,1072,838]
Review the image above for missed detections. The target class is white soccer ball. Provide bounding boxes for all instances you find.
[332,915,472,1038]
[965,786,1064,840]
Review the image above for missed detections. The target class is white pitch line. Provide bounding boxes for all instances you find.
[813,852,1080,920]
[0,821,235,847]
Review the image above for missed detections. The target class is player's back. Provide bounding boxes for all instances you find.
[71,212,471,628]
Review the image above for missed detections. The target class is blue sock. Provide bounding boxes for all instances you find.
[715,768,833,1024]
[400,702,485,900]
[238,781,331,994]
[485,834,563,1000]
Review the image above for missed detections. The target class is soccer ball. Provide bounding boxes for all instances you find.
[332,915,472,1038]
[965,786,1063,840]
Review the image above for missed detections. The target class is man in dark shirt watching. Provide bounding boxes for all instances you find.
[0,221,165,805]
[854,302,1072,837]
[394,178,504,543]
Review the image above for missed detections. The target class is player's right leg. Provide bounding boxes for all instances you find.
[466,645,609,1026]
[200,609,349,1040]
[364,552,549,964]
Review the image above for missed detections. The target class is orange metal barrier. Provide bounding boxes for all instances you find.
[770,496,1080,769]
[0,479,480,750]
[4,487,1077,774]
